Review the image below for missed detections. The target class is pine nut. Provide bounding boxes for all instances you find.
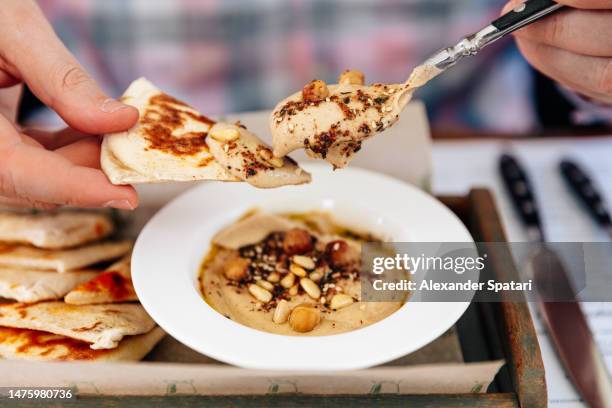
[300,278,321,299]
[248,284,272,303]
[289,305,321,333]
[292,255,315,270]
[330,294,354,310]
[273,300,291,324]
[280,272,296,289]
[290,263,307,277]
[289,284,299,296]
[269,156,284,168]
[259,149,284,168]
[210,128,240,142]
[267,272,281,283]
[309,271,322,282]
[257,280,275,291]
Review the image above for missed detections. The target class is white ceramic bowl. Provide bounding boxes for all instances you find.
[132,164,475,370]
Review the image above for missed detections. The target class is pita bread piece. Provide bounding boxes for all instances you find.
[0,211,113,249]
[0,240,132,273]
[207,122,311,188]
[0,267,99,303]
[212,212,298,250]
[102,77,310,188]
[101,77,237,185]
[0,326,164,362]
[65,256,136,305]
[0,302,156,349]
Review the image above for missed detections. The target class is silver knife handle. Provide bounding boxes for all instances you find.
[425,0,563,72]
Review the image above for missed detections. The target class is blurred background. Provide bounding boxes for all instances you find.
[19,0,610,135]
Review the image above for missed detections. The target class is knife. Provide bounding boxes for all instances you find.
[499,153,612,408]
[560,159,612,240]
[419,0,564,80]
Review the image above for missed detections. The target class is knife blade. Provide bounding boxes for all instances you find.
[499,153,612,408]
[560,159,612,240]
[530,248,612,408]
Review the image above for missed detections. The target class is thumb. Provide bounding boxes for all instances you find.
[501,0,527,15]
[0,1,138,134]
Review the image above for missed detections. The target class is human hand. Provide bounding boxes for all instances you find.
[505,0,612,105]
[0,0,139,210]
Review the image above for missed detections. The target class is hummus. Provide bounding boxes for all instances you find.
[270,64,440,169]
[200,212,405,336]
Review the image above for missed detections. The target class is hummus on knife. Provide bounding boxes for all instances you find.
[270,65,440,169]
[200,211,405,336]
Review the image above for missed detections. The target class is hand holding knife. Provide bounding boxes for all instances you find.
[420,0,563,82]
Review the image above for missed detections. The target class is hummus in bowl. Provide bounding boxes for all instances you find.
[132,163,475,370]
[200,211,405,336]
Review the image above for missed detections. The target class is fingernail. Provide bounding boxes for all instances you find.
[502,0,523,14]
[103,200,134,210]
[100,98,131,113]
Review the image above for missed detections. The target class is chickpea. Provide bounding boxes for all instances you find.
[338,69,365,86]
[283,228,314,255]
[224,256,250,281]
[289,304,321,333]
[325,240,359,269]
[302,80,330,103]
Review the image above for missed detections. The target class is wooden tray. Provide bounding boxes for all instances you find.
[30,188,546,408]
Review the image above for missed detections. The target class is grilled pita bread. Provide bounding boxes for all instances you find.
[0,267,99,303]
[0,240,132,273]
[0,326,164,362]
[101,78,310,188]
[0,302,156,349]
[65,256,136,305]
[0,212,113,249]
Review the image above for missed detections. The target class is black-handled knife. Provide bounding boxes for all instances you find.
[499,153,545,242]
[422,0,563,73]
[498,153,612,408]
[560,159,612,239]
[492,0,563,33]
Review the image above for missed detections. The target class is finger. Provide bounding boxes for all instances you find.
[0,195,58,210]
[0,84,23,122]
[53,137,101,169]
[555,0,612,9]
[22,127,92,150]
[1,141,138,209]
[505,0,612,10]
[0,1,138,135]
[0,72,21,90]
[0,116,138,209]
[513,9,612,57]
[516,38,612,103]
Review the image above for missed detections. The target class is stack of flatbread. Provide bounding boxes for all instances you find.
[0,211,164,361]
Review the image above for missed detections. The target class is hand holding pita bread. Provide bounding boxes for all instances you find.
[0,0,139,210]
